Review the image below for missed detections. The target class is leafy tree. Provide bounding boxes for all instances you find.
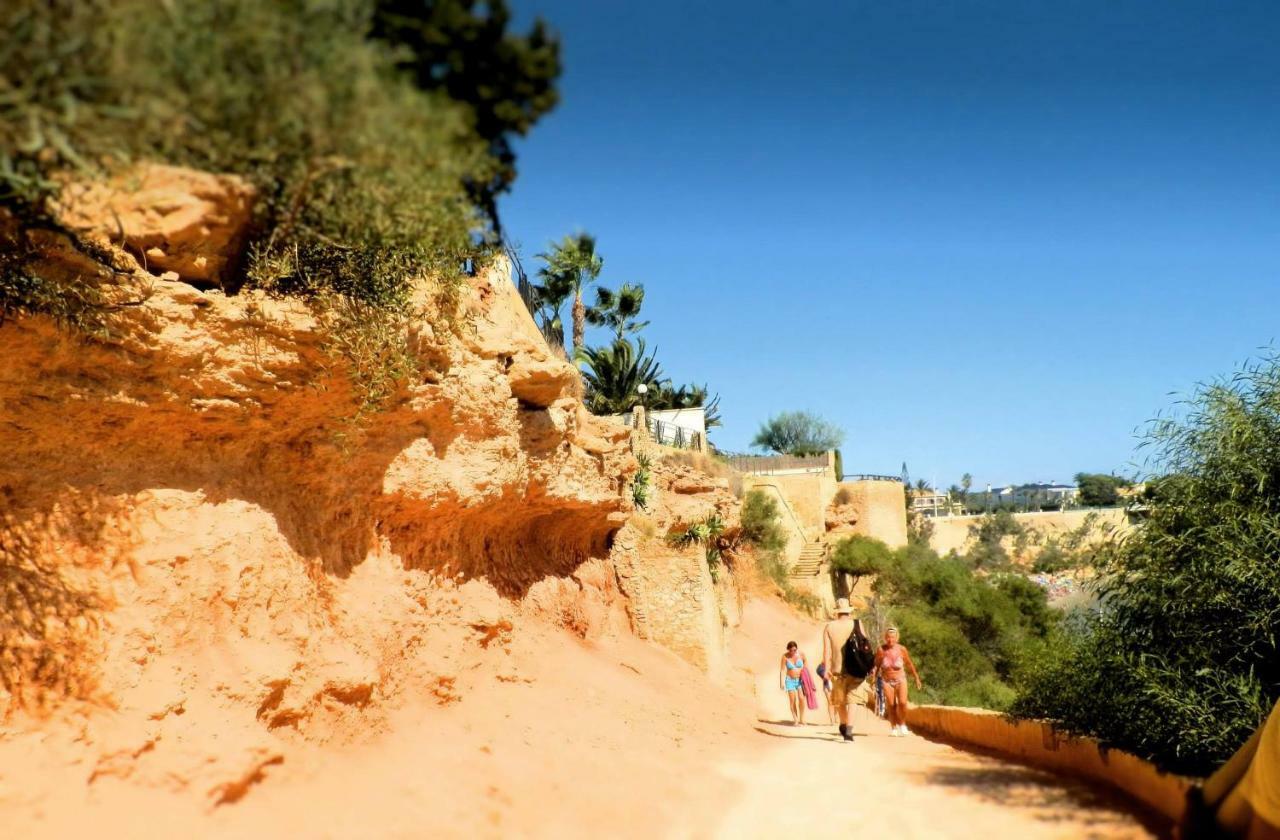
[1030,540,1071,573]
[1074,472,1130,507]
[1015,355,1280,774]
[576,338,663,414]
[538,232,602,351]
[751,411,844,456]
[961,473,973,507]
[586,282,648,341]
[965,510,1023,570]
[830,535,892,591]
[872,542,1057,709]
[371,0,561,230]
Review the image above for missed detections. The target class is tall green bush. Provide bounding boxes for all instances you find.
[2,0,495,326]
[1013,354,1280,774]
[872,543,1057,710]
[965,510,1023,569]
[739,490,788,554]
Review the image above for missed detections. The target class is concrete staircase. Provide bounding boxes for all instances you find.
[789,540,828,577]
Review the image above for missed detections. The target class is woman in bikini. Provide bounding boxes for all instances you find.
[779,641,808,725]
[873,626,921,737]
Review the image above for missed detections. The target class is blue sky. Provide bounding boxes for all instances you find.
[500,1,1279,489]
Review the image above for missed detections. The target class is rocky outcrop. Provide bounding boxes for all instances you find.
[0,165,638,806]
[825,502,860,533]
[608,458,744,676]
[58,163,257,287]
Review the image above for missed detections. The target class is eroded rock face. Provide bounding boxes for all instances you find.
[58,163,257,287]
[0,166,720,824]
[608,458,744,677]
[0,176,632,719]
[826,502,861,533]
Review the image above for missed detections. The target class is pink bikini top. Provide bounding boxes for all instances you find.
[880,645,904,671]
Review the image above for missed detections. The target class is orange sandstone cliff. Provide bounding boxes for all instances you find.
[0,164,652,803]
[0,168,766,837]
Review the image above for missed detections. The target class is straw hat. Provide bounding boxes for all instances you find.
[833,596,865,617]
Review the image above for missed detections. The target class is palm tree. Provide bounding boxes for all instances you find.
[537,232,603,352]
[651,382,722,429]
[576,338,664,414]
[532,271,573,347]
[586,283,649,341]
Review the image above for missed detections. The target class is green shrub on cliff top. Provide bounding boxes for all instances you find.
[0,0,501,322]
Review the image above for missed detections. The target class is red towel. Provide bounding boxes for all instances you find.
[799,666,819,711]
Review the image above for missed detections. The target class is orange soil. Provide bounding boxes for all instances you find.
[1,594,755,838]
[1,593,1159,839]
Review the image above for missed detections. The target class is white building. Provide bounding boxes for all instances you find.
[606,406,707,450]
[982,483,1079,509]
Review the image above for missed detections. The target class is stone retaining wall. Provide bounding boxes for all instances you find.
[908,705,1195,826]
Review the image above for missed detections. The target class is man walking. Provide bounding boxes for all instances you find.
[821,597,871,742]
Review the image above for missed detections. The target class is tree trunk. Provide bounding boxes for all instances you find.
[572,291,585,351]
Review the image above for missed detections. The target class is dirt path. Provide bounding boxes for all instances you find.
[3,594,1163,839]
[716,605,1156,839]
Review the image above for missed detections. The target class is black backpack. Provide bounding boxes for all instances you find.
[840,619,875,678]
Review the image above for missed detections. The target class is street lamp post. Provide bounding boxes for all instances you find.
[634,383,649,441]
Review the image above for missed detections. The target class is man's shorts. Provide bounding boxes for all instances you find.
[830,673,865,706]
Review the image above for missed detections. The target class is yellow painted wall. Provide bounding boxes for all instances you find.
[907,705,1193,825]
[743,471,909,563]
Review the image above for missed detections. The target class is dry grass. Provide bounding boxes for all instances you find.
[661,451,743,496]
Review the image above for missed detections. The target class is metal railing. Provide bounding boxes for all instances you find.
[841,474,904,482]
[622,412,703,451]
[747,481,814,557]
[508,245,568,359]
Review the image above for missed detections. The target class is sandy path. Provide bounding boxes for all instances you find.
[3,595,1162,838]
[715,605,1156,840]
